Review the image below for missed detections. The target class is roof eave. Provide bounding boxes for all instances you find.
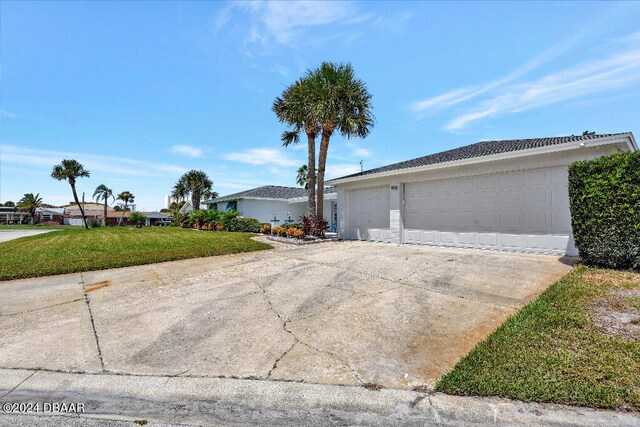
[328,134,635,185]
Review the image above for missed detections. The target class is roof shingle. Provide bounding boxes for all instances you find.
[213,185,336,202]
[331,133,632,181]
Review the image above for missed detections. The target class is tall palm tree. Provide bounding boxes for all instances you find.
[308,62,374,220]
[93,184,114,226]
[273,78,320,216]
[51,159,91,229]
[116,191,134,225]
[172,170,217,210]
[296,165,309,190]
[17,193,43,224]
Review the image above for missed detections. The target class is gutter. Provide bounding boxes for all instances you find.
[327,134,635,185]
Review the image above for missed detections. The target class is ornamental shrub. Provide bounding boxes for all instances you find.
[568,151,640,269]
[226,217,262,233]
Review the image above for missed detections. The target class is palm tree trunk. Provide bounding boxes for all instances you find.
[103,199,107,226]
[316,128,332,223]
[306,131,317,216]
[120,201,128,225]
[71,184,88,229]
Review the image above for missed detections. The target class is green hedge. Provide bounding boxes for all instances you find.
[226,217,262,233]
[568,151,640,269]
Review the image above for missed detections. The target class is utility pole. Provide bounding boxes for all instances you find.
[360,160,364,172]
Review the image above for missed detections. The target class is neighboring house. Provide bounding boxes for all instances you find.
[35,207,64,224]
[328,133,638,256]
[62,202,110,226]
[105,211,172,226]
[0,207,29,224]
[199,185,338,227]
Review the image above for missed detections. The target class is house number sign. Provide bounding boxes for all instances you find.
[390,185,399,190]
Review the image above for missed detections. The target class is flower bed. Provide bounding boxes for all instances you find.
[267,235,338,245]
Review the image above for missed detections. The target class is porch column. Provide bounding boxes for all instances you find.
[389,182,403,244]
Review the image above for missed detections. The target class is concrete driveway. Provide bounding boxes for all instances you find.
[0,240,571,390]
[0,229,58,242]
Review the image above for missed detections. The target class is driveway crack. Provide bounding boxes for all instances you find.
[80,273,105,372]
[252,278,364,383]
[0,298,84,317]
[0,370,38,399]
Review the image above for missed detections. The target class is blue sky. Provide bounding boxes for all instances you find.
[2,1,640,210]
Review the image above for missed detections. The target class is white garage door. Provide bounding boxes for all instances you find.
[346,185,391,242]
[403,166,574,254]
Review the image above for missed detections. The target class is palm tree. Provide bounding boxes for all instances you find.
[307,62,374,220]
[93,184,114,226]
[51,159,91,229]
[17,193,43,224]
[172,170,218,210]
[116,191,134,225]
[296,165,309,190]
[273,78,319,216]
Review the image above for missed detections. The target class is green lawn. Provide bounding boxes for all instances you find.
[0,227,272,281]
[437,266,640,410]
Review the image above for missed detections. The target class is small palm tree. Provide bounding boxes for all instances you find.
[51,159,91,229]
[17,193,43,224]
[172,170,218,210]
[273,78,320,216]
[116,191,134,225]
[307,62,374,220]
[128,212,146,228]
[296,165,309,190]
[93,184,114,226]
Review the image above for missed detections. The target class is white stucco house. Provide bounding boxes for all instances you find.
[183,185,338,228]
[328,133,637,256]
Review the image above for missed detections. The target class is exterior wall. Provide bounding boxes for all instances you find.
[335,144,624,255]
[236,199,303,224]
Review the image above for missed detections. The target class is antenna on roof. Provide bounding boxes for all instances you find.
[360,160,364,172]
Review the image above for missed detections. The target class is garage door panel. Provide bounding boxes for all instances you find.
[402,166,573,254]
[346,186,390,242]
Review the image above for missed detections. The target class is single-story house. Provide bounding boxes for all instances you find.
[63,203,108,226]
[105,211,172,226]
[0,207,30,224]
[327,133,637,256]
[207,185,337,227]
[35,207,65,224]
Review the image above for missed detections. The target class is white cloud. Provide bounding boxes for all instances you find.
[445,48,640,131]
[170,144,204,158]
[223,148,299,167]
[216,1,373,48]
[326,163,361,179]
[0,145,187,178]
[407,30,640,130]
[352,147,371,158]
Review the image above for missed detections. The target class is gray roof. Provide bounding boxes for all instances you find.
[213,185,336,203]
[331,133,632,181]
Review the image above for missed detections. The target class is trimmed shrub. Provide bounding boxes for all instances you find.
[568,151,640,269]
[226,217,262,233]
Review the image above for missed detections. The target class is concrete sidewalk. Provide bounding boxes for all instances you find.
[0,229,59,243]
[0,368,638,426]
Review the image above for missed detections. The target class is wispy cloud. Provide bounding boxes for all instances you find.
[408,30,640,131]
[170,144,204,158]
[445,48,640,131]
[0,145,187,178]
[352,147,371,158]
[326,163,361,179]
[215,1,379,49]
[223,147,300,167]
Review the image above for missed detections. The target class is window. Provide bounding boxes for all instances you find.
[225,201,237,211]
